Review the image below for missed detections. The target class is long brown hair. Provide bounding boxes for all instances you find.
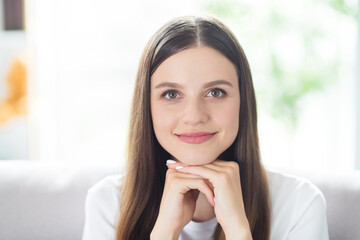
[116,15,270,240]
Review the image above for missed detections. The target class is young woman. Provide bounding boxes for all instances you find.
[82,15,329,240]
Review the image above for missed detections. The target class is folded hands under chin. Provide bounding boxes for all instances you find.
[165,159,252,240]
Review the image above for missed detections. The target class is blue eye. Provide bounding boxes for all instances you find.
[207,88,226,98]
[162,90,180,100]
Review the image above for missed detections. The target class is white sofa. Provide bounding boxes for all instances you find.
[0,160,359,240]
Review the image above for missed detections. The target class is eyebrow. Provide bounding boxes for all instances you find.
[154,79,233,89]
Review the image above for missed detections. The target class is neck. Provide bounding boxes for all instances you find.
[192,192,216,222]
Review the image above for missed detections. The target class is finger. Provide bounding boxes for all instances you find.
[172,172,204,179]
[211,159,239,168]
[167,169,214,191]
[166,169,215,206]
[167,159,237,172]
[197,163,223,172]
[166,168,204,179]
[175,165,220,187]
[204,162,240,178]
[204,178,214,190]
[212,159,227,165]
[166,159,221,172]
[166,159,188,169]
[179,177,215,207]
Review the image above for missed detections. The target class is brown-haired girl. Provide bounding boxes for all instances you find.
[83,15,329,240]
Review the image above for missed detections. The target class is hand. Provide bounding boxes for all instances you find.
[151,161,216,239]
[167,159,252,239]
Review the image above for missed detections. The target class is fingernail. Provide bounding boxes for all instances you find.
[175,166,184,170]
[166,160,176,164]
[213,197,216,204]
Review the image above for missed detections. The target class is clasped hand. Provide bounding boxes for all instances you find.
[151,159,252,240]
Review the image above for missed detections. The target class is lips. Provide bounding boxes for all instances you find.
[175,132,216,144]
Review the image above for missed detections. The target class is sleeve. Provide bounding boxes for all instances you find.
[287,190,329,240]
[82,177,121,240]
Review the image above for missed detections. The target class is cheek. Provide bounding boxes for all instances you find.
[212,101,239,135]
[151,104,177,138]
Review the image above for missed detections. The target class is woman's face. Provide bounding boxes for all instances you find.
[150,46,240,165]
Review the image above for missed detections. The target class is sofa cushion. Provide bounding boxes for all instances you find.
[280,168,360,240]
[0,160,120,240]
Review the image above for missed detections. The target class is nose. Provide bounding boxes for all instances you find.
[181,97,209,125]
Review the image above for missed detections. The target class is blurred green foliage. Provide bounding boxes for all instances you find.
[201,0,357,130]
[325,0,359,18]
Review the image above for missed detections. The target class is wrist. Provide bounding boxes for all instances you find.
[150,233,178,240]
[150,226,180,240]
[225,229,252,240]
[223,221,252,240]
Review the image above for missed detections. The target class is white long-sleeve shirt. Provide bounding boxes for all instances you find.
[82,169,329,240]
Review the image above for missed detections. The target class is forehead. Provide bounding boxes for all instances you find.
[151,46,238,87]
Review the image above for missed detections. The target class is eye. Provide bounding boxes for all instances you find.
[206,88,226,98]
[162,90,180,100]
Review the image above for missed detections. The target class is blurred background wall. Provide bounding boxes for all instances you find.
[0,0,359,171]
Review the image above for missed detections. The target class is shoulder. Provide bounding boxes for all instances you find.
[266,169,325,201]
[87,173,124,197]
[82,173,125,240]
[85,173,125,223]
[266,168,326,212]
[266,169,328,239]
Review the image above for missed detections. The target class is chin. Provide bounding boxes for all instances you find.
[172,151,219,165]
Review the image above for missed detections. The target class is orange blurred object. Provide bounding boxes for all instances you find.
[0,59,27,124]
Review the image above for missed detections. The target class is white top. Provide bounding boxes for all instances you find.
[82,170,329,240]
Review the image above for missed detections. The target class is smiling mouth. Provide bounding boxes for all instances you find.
[175,132,217,144]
